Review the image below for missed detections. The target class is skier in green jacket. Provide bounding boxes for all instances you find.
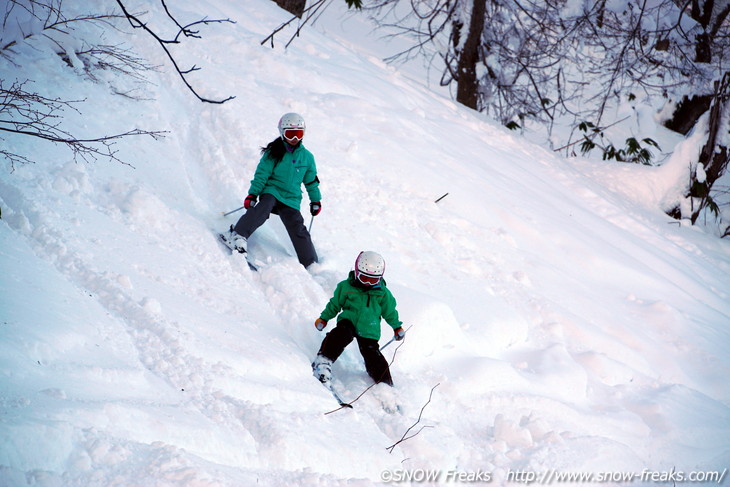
[221,112,321,267]
[312,251,406,386]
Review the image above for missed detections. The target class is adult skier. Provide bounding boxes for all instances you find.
[220,112,321,267]
[312,251,406,386]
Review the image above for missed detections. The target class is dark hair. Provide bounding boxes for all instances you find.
[260,137,287,163]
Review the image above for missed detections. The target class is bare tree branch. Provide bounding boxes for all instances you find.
[0,80,165,171]
[114,0,235,104]
[261,0,329,49]
[2,0,235,171]
[386,383,440,454]
[1,0,126,54]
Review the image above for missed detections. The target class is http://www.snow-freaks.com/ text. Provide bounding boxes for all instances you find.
[380,467,728,484]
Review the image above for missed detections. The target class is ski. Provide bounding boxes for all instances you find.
[217,232,258,272]
[321,380,353,409]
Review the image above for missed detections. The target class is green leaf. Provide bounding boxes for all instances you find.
[580,138,595,154]
[706,196,720,217]
[578,121,595,132]
[638,149,652,165]
[690,180,710,198]
[625,137,640,154]
[603,145,625,162]
[642,137,660,149]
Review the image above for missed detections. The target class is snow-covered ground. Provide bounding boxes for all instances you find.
[1,1,729,486]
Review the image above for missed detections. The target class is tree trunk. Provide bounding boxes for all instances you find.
[455,0,487,110]
[271,0,306,18]
[664,94,712,135]
[689,73,730,223]
[690,0,730,62]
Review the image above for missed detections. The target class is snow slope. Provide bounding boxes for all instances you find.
[1,1,729,485]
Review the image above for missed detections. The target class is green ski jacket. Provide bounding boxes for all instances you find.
[320,272,402,340]
[248,143,321,210]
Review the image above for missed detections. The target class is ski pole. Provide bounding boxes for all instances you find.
[222,206,245,217]
[380,325,412,351]
[308,214,314,233]
[379,336,397,351]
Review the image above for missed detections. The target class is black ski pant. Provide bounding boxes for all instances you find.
[233,193,318,267]
[317,319,393,386]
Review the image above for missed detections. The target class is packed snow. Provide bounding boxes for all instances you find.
[1,1,729,486]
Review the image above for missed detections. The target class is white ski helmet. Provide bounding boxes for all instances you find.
[278,112,306,142]
[354,251,385,286]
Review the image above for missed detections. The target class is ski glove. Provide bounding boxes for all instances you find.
[310,201,322,216]
[315,318,327,331]
[244,194,257,209]
[394,327,405,341]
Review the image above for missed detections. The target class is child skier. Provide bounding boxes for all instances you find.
[220,112,321,268]
[312,251,406,386]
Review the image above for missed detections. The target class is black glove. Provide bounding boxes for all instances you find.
[310,201,322,216]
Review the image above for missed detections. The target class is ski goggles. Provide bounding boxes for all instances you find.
[356,270,381,286]
[283,128,304,141]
